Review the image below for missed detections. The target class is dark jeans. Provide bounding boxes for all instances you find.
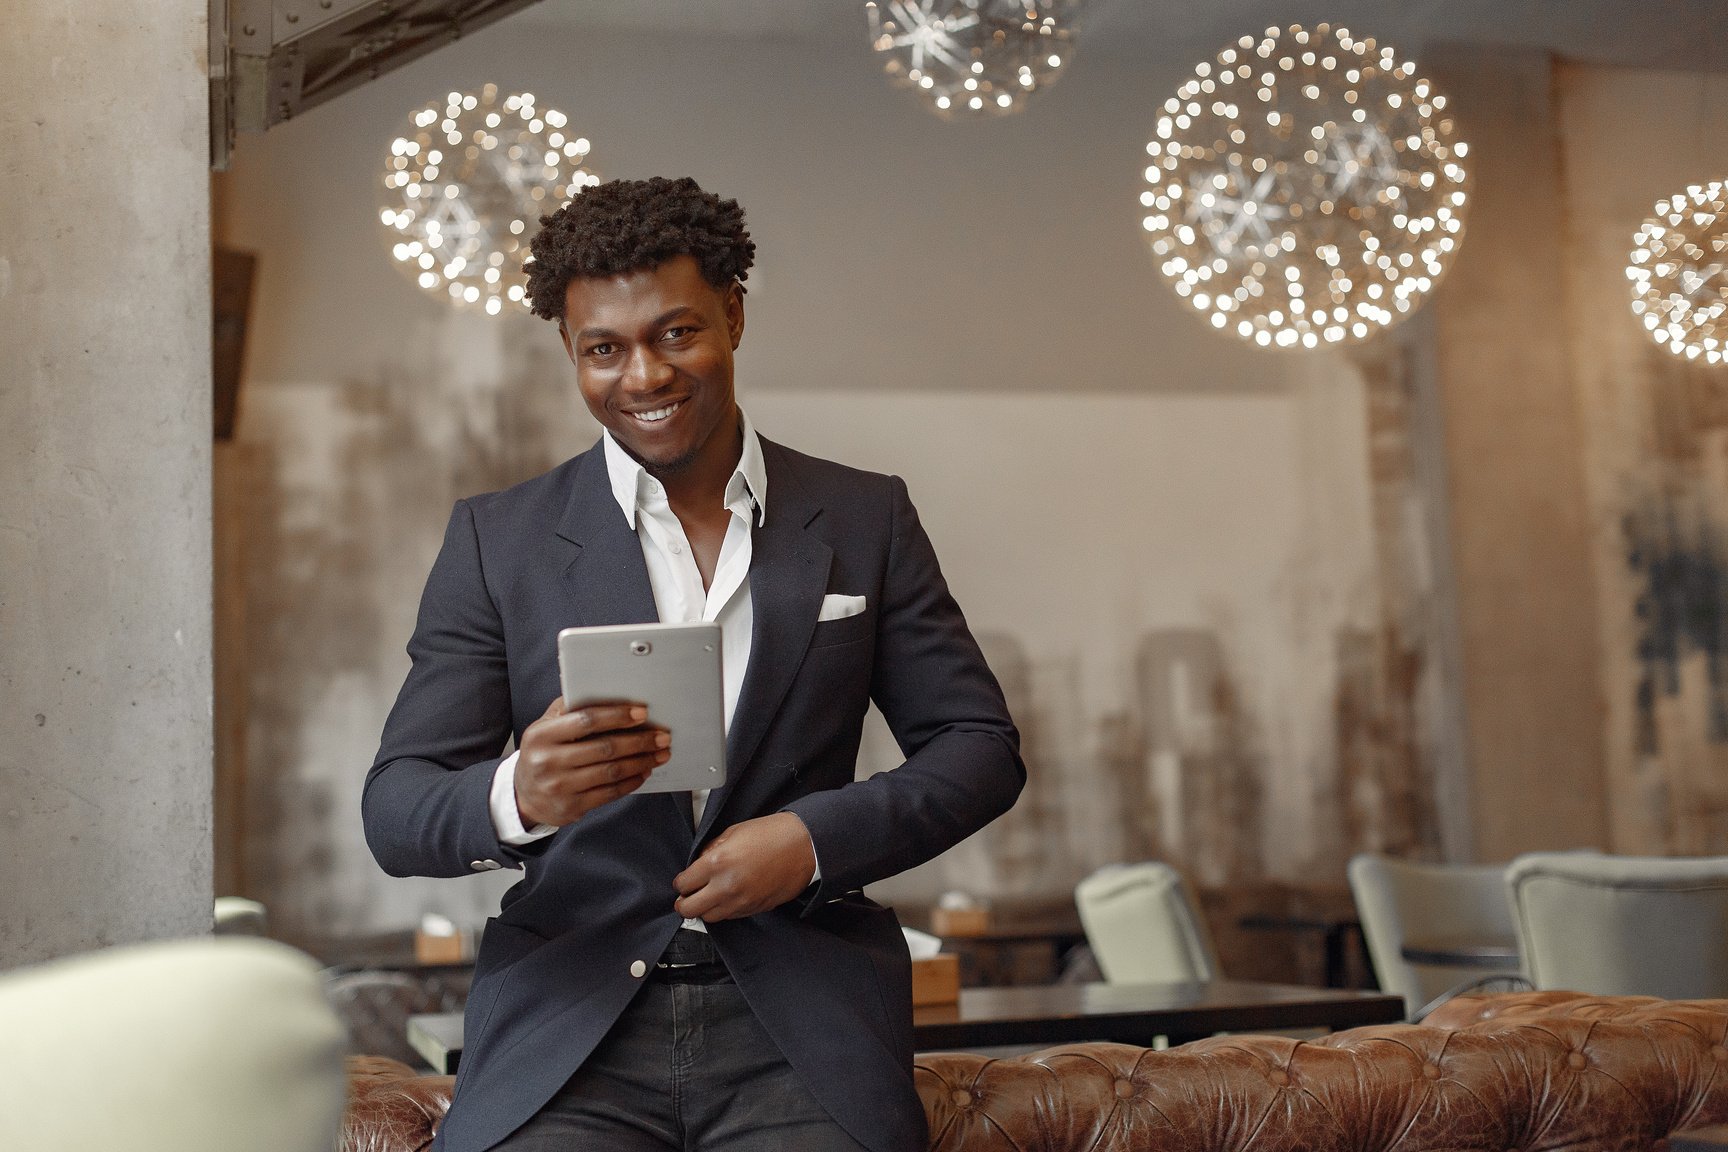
[490,930,869,1152]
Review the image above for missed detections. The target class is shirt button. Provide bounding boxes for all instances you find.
[630,959,648,978]
[669,542,683,555]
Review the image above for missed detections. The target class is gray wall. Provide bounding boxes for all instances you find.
[0,2,213,967]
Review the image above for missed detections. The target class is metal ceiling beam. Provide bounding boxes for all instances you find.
[210,0,544,169]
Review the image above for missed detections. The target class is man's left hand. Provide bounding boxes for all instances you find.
[673,812,817,922]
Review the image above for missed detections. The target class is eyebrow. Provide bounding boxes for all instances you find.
[574,306,700,343]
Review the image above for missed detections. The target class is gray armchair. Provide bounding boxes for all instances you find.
[1506,851,1728,998]
[1348,853,1519,1019]
[1074,861,1220,983]
[0,937,347,1150]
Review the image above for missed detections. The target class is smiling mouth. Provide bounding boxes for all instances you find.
[624,399,685,426]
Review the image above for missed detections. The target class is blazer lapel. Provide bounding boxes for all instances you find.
[696,441,832,844]
[554,446,660,629]
[553,446,691,833]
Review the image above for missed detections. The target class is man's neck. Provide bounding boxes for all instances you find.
[652,408,744,519]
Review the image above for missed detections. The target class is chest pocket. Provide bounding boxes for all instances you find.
[808,609,874,649]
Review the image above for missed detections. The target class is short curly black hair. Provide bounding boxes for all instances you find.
[524,176,755,321]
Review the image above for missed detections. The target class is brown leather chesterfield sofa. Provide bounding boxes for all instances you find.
[342,991,1728,1152]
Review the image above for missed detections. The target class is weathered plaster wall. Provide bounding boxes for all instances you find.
[216,19,1454,935]
[1557,64,1728,855]
[760,383,1378,902]
[0,2,213,966]
[225,357,1382,930]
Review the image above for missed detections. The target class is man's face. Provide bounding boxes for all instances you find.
[559,254,745,477]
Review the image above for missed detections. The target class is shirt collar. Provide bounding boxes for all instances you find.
[601,408,767,530]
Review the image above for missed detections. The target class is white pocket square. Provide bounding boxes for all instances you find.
[818,593,867,622]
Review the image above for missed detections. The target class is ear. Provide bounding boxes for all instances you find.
[557,319,577,365]
[725,281,746,351]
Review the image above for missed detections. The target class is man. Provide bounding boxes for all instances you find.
[363,176,1023,1152]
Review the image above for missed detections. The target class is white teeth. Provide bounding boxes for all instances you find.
[631,401,682,423]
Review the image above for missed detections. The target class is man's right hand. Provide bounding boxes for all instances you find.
[514,696,670,828]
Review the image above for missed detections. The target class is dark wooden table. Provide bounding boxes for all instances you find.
[911,979,1403,1049]
[1399,935,1520,969]
[408,979,1404,1074]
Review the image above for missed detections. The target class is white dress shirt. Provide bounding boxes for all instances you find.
[488,410,805,931]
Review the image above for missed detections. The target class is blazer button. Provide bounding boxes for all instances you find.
[469,859,502,872]
[630,960,648,978]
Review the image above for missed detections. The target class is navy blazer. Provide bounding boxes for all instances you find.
[363,435,1024,1152]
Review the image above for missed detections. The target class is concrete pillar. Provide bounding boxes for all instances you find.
[1426,47,1610,860]
[0,3,212,966]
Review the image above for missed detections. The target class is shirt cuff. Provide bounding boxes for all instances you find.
[490,750,557,845]
[794,813,822,884]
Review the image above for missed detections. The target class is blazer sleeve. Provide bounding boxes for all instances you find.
[362,499,543,877]
[784,475,1025,900]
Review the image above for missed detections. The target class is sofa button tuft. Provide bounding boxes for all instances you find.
[951,1089,972,1108]
[1567,1051,1588,1070]
[1423,1063,1441,1080]
[1268,1070,1290,1087]
[1712,1046,1728,1062]
[1114,1079,1135,1099]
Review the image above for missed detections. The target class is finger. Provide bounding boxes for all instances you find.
[564,749,667,795]
[532,729,669,774]
[674,881,726,921]
[526,748,662,817]
[572,752,659,805]
[672,856,710,897]
[535,763,655,826]
[543,702,651,742]
[576,770,651,817]
[541,695,566,720]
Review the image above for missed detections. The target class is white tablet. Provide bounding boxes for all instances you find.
[556,621,727,794]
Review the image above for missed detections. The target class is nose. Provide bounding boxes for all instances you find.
[621,344,675,394]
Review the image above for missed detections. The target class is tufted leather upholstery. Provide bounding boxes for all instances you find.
[1421,989,1728,1028]
[341,994,1728,1152]
[344,1056,454,1152]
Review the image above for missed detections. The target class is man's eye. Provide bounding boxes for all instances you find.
[663,327,695,341]
[585,343,618,358]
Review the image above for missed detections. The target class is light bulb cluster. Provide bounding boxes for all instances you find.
[377,84,598,314]
[1142,24,1469,349]
[1628,182,1728,364]
[866,0,1083,118]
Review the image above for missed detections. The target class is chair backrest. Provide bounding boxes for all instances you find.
[214,896,268,936]
[1074,862,1220,983]
[0,937,347,1151]
[1348,854,1515,1018]
[1506,852,1728,998]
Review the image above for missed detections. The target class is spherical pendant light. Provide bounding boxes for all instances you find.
[1628,182,1728,364]
[1141,24,1470,349]
[866,0,1084,118]
[377,84,598,315]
